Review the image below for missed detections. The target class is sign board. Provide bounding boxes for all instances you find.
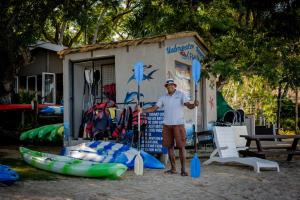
[140,110,195,153]
[141,110,164,153]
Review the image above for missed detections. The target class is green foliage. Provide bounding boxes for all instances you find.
[17,90,36,104]
[0,0,299,130]
[281,118,296,131]
[281,99,294,118]
[0,0,61,101]
[222,76,277,123]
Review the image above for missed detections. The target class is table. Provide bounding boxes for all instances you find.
[0,104,52,128]
[0,104,49,110]
[240,135,300,161]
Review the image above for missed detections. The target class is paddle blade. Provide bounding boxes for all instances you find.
[190,154,201,178]
[134,61,144,85]
[192,59,201,84]
[134,152,144,175]
[84,69,91,84]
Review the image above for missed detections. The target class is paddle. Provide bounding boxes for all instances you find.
[93,69,100,102]
[81,69,91,138]
[190,59,201,178]
[84,69,93,109]
[134,61,144,176]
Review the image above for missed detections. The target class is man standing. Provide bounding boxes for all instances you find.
[139,79,198,176]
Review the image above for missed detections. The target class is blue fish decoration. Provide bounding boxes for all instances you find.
[144,69,158,81]
[131,65,153,72]
[127,69,159,84]
[124,91,144,104]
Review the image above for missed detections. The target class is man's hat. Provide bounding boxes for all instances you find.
[164,79,177,87]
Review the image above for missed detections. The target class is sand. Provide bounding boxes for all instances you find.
[0,146,300,200]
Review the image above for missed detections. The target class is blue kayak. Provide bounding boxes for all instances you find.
[40,106,64,115]
[0,165,19,185]
[61,141,165,169]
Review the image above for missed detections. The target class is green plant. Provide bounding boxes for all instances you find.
[279,129,295,135]
[221,76,277,123]
[18,90,36,104]
[281,118,295,131]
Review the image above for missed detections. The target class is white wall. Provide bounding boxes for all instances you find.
[164,37,215,130]
[63,44,166,139]
[111,44,166,104]
[204,75,217,130]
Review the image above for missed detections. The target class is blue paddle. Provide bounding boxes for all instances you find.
[190,59,201,178]
[134,61,144,175]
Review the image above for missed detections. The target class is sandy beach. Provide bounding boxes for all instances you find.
[0,146,300,200]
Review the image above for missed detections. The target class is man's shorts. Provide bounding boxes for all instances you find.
[162,124,186,148]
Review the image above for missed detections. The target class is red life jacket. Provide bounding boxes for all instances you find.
[132,110,147,125]
[112,108,126,138]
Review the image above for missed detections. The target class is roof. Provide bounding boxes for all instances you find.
[58,31,210,58]
[30,41,67,52]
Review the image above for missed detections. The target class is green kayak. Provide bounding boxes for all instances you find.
[20,147,127,179]
[20,124,63,142]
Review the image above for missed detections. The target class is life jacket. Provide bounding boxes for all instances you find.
[93,107,111,133]
[103,83,116,100]
[132,110,147,126]
[82,107,95,138]
[81,102,115,139]
[112,108,126,138]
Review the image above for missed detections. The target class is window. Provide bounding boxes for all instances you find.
[26,75,37,96]
[42,72,56,104]
[174,61,192,100]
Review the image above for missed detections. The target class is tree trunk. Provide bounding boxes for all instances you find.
[276,84,282,134]
[92,10,106,44]
[0,48,16,104]
[58,20,67,45]
[296,87,299,134]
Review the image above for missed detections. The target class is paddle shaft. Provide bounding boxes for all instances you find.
[194,83,198,153]
[190,59,201,178]
[133,61,144,176]
[137,84,141,151]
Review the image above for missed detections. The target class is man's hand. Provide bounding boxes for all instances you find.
[184,101,199,109]
[194,100,199,107]
[137,106,143,113]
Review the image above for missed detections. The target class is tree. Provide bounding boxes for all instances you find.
[0,0,61,103]
[41,0,122,46]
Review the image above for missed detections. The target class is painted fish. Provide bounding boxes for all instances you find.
[124,91,144,104]
[144,69,158,81]
[127,69,158,83]
[131,65,153,72]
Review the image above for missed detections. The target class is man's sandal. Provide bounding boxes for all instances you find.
[180,171,188,176]
[164,169,177,174]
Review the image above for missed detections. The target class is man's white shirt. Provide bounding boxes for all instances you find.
[156,90,189,125]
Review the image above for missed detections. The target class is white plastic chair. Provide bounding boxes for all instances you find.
[232,125,248,149]
[203,126,280,173]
